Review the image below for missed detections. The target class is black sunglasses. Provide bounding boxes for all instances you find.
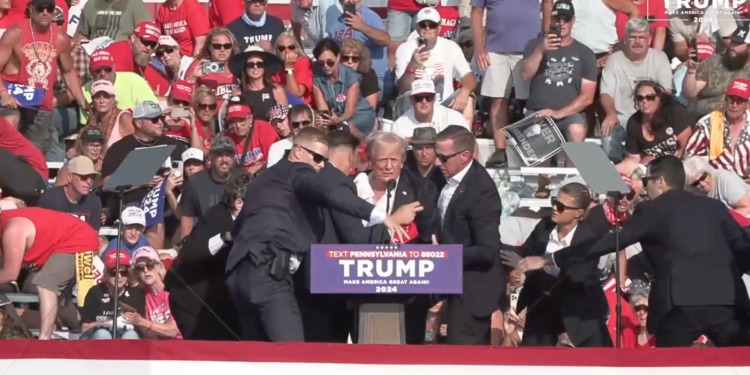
[553,15,572,23]
[140,38,157,49]
[413,94,436,103]
[435,150,465,163]
[341,54,361,63]
[246,61,265,69]
[93,66,113,75]
[291,120,312,128]
[146,117,163,124]
[35,4,55,13]
[277,44,297,52]
[155,47,176,57]
[320,59,336,67]
[690,171,708,188]
[551,196,584,212]
[197,103,218,110]
[134,262,158,272]
[173,100,190,107]
[459,40,473,48]
[418,21,439,30]
[211,43,233,50]
[636,93,658,102]
[634,304,648,313]
[298,145,327,163]
[107,268,129,277]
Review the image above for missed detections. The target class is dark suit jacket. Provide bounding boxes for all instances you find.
[226,159,376,272]
[434,161,506,318]
[554,189,750,333]
[516,205,612,347]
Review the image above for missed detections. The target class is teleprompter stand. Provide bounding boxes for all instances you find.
[562,142,630,348]
[103,144,175,338]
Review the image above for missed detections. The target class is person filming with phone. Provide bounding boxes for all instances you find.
[163,80,210,150]
[79,250,145,340]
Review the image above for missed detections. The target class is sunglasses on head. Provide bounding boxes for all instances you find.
[198,103,218,110]
[155,47,176,57]
[134,262,158,272]
[413,94,436,103]
[298,144,327,163]
[211,43,233,50]
[636,93,658,102]
[245,61,265,69]
[291,120,312,128]
[459,40,473,48]
[140,38,157,49]
[435,150,464,163]
[277,44,297,52]
[35,4,55,13]
[551,196,584,212]
[320,59,336,67]
[418,21,439,30]
[690,171,708,187]
[727,95,749,106]
[93,66,113,75]
[341,54,360,63]
[107,267,129,277]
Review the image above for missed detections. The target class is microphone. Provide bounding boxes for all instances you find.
[379,179,397,244]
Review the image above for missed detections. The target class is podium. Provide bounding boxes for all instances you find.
[309,244,463,344]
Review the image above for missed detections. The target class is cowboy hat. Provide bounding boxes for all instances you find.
[228,45,283,79]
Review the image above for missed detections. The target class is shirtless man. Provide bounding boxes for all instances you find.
[0,207,99,339]
[0,0,88,155]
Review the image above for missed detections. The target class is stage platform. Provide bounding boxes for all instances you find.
[0,340,749,374]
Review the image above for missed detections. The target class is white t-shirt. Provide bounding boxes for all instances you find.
[394,37,472,103]
[267,138,293,167]
[390,104,469,139]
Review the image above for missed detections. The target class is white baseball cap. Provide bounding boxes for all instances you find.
[182,147,204,163]
[121,206,146,227]
[411,79,436,96]
[415,7,440,24]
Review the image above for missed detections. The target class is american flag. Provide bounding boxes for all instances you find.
[684,113,750,176]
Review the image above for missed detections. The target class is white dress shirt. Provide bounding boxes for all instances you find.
[438,161,473,223]
[354,173,398,227]
[545,226,577,277]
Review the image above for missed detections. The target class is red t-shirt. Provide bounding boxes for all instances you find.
[145,288,183,339]
[620,319,656,348]
[387,0,442,14]
[103,40,139,74]
[145,64,173,95]
[615,0,668,42]
[271,56,313,105]
[156,0,210,57]
[11,0,68,34]
[164,118,208,145]
[0,10,26,36]
[0,207,100,267]
[603,277,638,343]
[438,6,459,39]
[225,120,279,168]
[0,110,48,179]
[208,0,244,28]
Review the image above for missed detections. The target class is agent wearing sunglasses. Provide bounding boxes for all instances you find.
[272,31,314,105]
[684,156,750,217]
[685,78,750,178]
[268,104,314,167]
[226,126,421,342]
[515,155,750,348]
[615,80,692,179]
[0,0,88,152]
[502,183,615,347]
[79,250,145,340]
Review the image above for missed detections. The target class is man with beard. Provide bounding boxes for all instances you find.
[0,0,88,154]
[179,135,237,239]
[683,26,750,117]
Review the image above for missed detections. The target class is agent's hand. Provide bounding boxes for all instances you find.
[517,256,547,273]
[500,250,523,269]
[384,216,410,243]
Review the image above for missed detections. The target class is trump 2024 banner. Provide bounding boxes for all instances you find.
[309,244,463,294]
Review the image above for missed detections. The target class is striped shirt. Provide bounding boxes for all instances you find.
[685,111,750,176]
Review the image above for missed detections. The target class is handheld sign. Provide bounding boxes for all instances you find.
[501,112,564,167]
[310,244,463,294]
[4,84,45,108]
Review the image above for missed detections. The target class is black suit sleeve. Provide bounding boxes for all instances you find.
[720,207,750,273]
[292,165,377,221]
[554,204,653,269]
[415,178,438,243]
[464,180,503,268]
[178,221,223,264]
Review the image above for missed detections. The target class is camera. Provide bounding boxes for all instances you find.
[202,61,226,75]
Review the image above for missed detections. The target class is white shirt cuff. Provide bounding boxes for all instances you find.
[365,207,387,227]
[207,234,224,255]
[551,253,558,268]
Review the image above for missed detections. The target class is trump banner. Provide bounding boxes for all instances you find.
[309,244,463,294]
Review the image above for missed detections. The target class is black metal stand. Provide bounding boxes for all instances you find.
[110,186,129,338]
[608,192,623,349]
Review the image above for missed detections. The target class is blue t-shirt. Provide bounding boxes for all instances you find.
[325,5,388,83]
[101,237,150,259]
[470,0,542,54]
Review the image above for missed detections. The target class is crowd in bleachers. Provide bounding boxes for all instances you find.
[0,0,749,347]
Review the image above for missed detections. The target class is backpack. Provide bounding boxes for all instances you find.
[0,147,46,205]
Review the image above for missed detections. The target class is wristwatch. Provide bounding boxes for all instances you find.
[285,68,294,75]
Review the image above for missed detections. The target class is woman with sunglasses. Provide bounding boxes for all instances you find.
[501,182,614,347]
[340,38,379,109]
[228,45,289,122]
[153,35,197,94]
[122,246,183,339]
[312,38,376,139]
[190,28,241,112]
[616,80,693,177]
[620,283,655,348]
[192,86,218,150]
[163,80,209,150]
[79,251,145,340]
[272,31,313,105]
[82,80,134,150]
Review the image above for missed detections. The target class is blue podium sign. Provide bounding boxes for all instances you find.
[309,244,463,294]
